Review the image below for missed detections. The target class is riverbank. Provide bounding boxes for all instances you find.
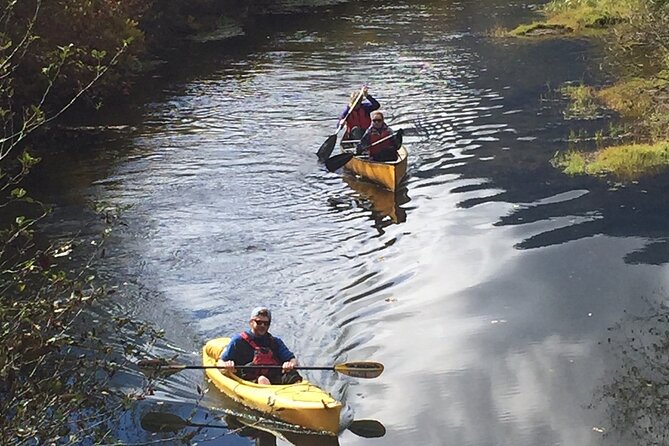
[501,0,669,180]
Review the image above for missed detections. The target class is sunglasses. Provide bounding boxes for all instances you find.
[372,119,383,122]
[253,319,270,326]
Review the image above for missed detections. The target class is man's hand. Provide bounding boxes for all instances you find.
[217,359,236,373]
[362,86,369,97]
[282,358,298,373]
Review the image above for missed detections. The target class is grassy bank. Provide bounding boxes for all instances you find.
[500,0,669,180]
[508,0,631,36]
[553,142,669,180]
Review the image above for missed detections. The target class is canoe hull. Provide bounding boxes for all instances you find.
[344,146,408,191]
[203,338,343,435]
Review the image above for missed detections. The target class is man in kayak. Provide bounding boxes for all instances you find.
[357,111,403,161]
[339,86,381,142]
[217,307,302,385]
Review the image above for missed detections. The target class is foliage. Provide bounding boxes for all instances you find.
[0,190,162,444]
[0,0,146,164]
[0,1,157,444]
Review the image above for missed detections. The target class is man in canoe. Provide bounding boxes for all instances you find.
[357,111,403,162]
[339,86,381,142]
[217,307,302,385]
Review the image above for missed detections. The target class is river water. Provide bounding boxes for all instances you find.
[36,0,669,445]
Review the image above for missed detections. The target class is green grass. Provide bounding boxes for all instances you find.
[553,142,669,180]
[561,84,601,119]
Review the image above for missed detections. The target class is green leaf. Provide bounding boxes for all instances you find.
[11,188,26,199]
[19,150,41,168]
[91,49,107,60]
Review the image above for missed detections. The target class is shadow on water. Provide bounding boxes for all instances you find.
[419,32,669,266]
[455,154,669,264]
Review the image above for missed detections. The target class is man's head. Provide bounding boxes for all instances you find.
[249,306,271,335]
[371,111,384,128]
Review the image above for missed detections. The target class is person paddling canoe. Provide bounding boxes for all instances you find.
[357,111,403,162]
[217,307,302,385]
[339,86,380,142]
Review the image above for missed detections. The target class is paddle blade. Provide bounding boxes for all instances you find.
[317,134,337,161]
[334,361,384,378]
[348,419,386,438]
[325,152,354,172]
[141,412,189,433]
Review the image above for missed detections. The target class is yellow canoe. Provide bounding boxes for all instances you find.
[203,337,343,435]
[344,146,408,191]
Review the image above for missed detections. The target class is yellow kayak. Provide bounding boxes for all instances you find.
[203,337,343,435]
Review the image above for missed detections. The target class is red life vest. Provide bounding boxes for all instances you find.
[346,106,371,133]
[240,331,279,381]
[368,127,394,157]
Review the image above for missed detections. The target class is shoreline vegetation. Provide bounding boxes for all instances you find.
[0,1,349,444]
[499,0,669,181]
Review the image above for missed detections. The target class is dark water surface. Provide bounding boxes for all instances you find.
[36,0,669,445]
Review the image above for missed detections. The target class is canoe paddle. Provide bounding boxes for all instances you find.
[140,412,386,438]
[325,129,404,172]
[138,359,384,379]
[316,87,365,162]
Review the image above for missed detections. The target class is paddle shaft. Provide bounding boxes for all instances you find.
[345,130,401,153]
[163,365,336,371]
[140,358,383,378]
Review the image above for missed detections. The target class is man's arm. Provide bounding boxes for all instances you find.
[338,106,351,128]
[273,336,299,372]
[363,94,380,113]
[217,337,240,372]
[274,337,297,363]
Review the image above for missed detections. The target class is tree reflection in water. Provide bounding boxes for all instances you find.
[591,298,669,445]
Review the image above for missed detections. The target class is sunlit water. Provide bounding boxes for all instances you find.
[34,0,669,445]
